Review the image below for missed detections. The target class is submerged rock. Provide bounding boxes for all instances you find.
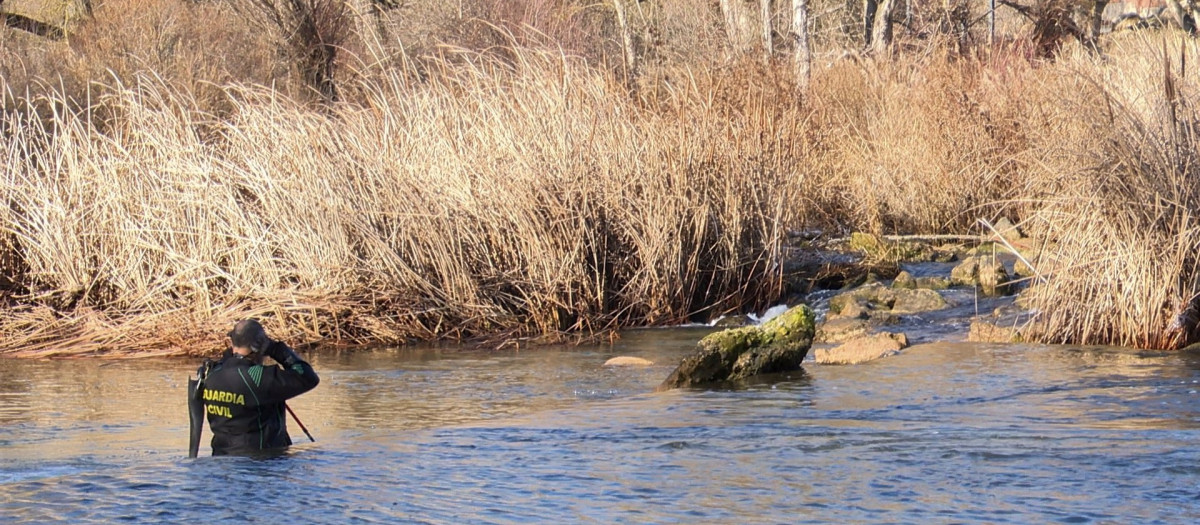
[604,356,654,366]
[659,305,816,390]
[967,319,1023,343]
[814,332,909,365]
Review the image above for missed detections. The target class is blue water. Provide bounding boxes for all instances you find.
[2,329,1200,523]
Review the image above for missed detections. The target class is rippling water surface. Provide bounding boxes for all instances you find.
[3,328,1200,523]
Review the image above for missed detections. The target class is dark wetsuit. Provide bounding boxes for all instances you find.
[199,348,319,456]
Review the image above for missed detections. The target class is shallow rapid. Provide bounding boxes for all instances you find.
[2,328,1200,523]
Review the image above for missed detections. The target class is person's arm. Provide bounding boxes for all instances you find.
[252,340,320,404]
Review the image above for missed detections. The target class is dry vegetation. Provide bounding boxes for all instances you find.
[2,0,1200,356]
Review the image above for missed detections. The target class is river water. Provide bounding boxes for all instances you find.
[2,328,1200,523]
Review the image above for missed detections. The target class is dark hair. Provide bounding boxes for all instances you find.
[228,319,267,352]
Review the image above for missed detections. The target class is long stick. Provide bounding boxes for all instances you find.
[285,403,315,442]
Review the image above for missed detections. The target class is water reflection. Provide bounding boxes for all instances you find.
[2,336,1200,523]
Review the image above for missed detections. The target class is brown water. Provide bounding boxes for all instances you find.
[2,328,1200,523]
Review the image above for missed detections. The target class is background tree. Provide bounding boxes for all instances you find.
[720,0,756,54]
[870,0,897,52]
[792,0,810,90]
[233,0,352,104]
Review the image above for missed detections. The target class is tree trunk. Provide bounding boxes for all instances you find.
[761,0,774,61]
[792,0,811,92]
[1088,0,1108,44]
[863,0,878,47]
[870,0,896,53]
[611,0,639,85]
[1165,0,1197,34]
[720,0,755,55]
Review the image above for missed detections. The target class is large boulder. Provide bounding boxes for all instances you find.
[659,304,816,390]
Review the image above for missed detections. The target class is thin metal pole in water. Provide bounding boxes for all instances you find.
[285,403,316,443]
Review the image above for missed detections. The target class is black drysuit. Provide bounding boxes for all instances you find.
[199,346,319,456]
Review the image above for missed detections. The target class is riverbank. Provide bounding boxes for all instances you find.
[3,4,1200,357]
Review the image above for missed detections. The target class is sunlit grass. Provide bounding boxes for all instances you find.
[3,4,1200,356]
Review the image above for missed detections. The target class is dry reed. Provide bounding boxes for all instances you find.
[0,45,808,357]
[5,2,1200,357]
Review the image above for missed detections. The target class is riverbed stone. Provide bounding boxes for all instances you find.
[892,271,917,289]
[816,317,871,343]
[659,305,816,390]
[993,217,1025,242]
[967,319,1022,343]
[890,288,948,314]
[950,256,1013,296]
[604,356,655,366]
[829,283,896,315]
[916,276,951,289]
[837,300,871,320]
[814,332,909,364]
[891,271,950,291]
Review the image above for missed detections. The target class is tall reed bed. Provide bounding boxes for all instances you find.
[0,49,809,357]
[5,3,1200,356]
[1011,31,1200,348]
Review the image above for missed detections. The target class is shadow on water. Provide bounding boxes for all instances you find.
[3,333,1200,523]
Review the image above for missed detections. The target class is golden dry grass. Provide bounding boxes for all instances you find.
[1008,30,1200,349]
[0,45,810,357]
[3,2,1200,356]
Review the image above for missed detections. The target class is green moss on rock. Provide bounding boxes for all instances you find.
[659,305,816,389]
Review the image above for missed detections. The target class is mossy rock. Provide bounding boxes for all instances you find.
[659,305,816,389]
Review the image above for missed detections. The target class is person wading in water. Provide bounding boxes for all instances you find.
[190,319,320,456]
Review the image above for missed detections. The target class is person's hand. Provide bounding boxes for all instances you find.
[266,339,300,367]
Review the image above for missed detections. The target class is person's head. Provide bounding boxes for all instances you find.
[228,319,269,358]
